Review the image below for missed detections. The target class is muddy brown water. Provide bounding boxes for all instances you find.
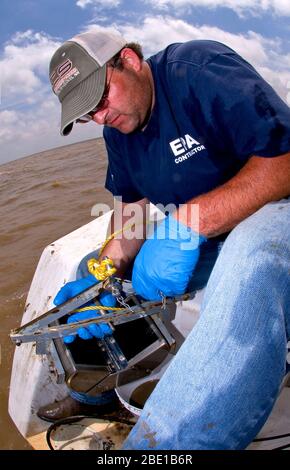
[0,138,113,449]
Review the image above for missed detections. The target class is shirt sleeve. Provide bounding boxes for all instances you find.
[103,127,144,203]
[191,52,290,161]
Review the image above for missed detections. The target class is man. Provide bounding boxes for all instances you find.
[39,30,290,449]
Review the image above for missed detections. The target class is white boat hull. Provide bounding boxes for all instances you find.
[8,208,290,450]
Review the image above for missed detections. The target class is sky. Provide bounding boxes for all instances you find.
[1,0,290,164]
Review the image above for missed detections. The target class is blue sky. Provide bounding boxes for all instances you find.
[1,0,290,164]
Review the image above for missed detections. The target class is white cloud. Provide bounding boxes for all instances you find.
[0,30,101,163]
[0,94,101,164]
[76,0,120,8]
[0,30,60,104]
[146,0,290,17]
[96,16,290,100]
[0,110,16,141]
[1,16,290,164]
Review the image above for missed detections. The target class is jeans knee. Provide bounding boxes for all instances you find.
[225,202,290,265]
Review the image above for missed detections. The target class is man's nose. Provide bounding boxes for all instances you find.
[92,108,107,125]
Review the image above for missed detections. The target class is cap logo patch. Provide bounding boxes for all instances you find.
[50,58,80,95]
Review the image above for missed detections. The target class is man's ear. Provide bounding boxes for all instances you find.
[120,48,142,71]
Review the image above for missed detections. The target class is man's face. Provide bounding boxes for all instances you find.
[92,55,153,134]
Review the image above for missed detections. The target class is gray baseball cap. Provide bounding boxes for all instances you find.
[49,31,127,135]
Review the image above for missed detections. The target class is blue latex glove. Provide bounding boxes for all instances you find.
[53,274,116,344]
[132,215,207,300]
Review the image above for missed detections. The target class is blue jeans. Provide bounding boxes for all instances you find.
[123,199,290,449]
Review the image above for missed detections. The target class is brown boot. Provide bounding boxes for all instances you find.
[37,396,119,423]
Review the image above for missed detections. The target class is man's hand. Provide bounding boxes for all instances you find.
[132,215,207,300]
[53,274,116,343]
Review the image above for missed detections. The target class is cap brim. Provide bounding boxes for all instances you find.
[60,65,106,136]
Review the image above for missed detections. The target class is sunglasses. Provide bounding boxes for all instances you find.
[76,67,115,123]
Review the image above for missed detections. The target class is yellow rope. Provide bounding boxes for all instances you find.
[87,257,117,281]
[74,305,123,313]
[87,222,138,281]
[73,222,138,315]
[98,224,135,257]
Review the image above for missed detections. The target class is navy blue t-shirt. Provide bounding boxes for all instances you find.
[104,40,290,206]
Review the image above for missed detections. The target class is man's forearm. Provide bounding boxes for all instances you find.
[177,152,290,238]
[99,236,145,277]
[98,197,148,277]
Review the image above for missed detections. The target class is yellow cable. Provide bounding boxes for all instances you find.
[87,222,140,281]
[75,221,149,316]
[98,223,136,257]
[87,257,117,281]
[74,305,123,313]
